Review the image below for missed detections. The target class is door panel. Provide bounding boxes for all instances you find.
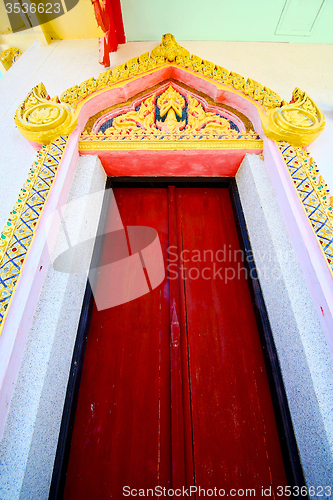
[176,188,287,490]
[64,188,172,499]
[63,186,287,499]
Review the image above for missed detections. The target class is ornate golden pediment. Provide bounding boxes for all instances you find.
[15,33,325,147]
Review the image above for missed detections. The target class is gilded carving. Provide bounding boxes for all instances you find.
[229,72,246,90]
[262,88,325,147]
[87,85,250,139]
[58,33,284,115]
[15,83,76,145]
[213,65,231,84]
[95,68,112,88]
[158,86,185,116]
[283,110,312,127]
[5,34,331,336]
[15,34,325,147]
[0,137,68,333]
[80,83,261,152]
[243,78,265,102]
[83,81,254,136]
[78,140,263,151]
[1,48,21,70]
[262,87,281,109]
[110,95,156,133]
[186,95,231,134]
[150,32,190,62]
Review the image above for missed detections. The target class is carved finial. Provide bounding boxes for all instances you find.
[150,33,190,62]
[262,87,325,147]
[15,83,76,145]
[1,48,21,71]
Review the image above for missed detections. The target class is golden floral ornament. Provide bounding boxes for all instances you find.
[27,105,61,125]
[79,84,262,151]
[186,96,231,134]
[1,48,21,70]
[15,83,77,145]
[88,85,246,139]
[262,88,325,147]
[156,86,186,134]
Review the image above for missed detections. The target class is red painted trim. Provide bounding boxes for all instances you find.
[80,149,262,177]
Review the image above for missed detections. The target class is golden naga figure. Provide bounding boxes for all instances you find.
[262,88,325,147]
[15,83,76,145]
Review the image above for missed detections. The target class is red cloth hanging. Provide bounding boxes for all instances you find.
[92,0,126,67]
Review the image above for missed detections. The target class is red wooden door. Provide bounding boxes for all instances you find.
[63,186,287,499]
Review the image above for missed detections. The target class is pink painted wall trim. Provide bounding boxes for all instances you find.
[75,66,264,139]
[263,138,333,355]
[0,130,80,438]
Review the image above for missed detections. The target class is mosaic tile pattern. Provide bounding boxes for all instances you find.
[0,136,68,333]
[278,142,333,275]
[80,132,261,142]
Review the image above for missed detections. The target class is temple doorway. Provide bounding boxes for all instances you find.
[62,182,287,499]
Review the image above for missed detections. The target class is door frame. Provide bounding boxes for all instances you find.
[2,36,332,498]
[49,177,307,500]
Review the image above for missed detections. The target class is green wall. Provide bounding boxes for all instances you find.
[120,0,333,44]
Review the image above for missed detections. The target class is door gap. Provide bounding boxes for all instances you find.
[157,288,162,485]
[180,221,197,499]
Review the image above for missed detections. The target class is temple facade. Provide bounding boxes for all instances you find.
[0,24,333,500]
